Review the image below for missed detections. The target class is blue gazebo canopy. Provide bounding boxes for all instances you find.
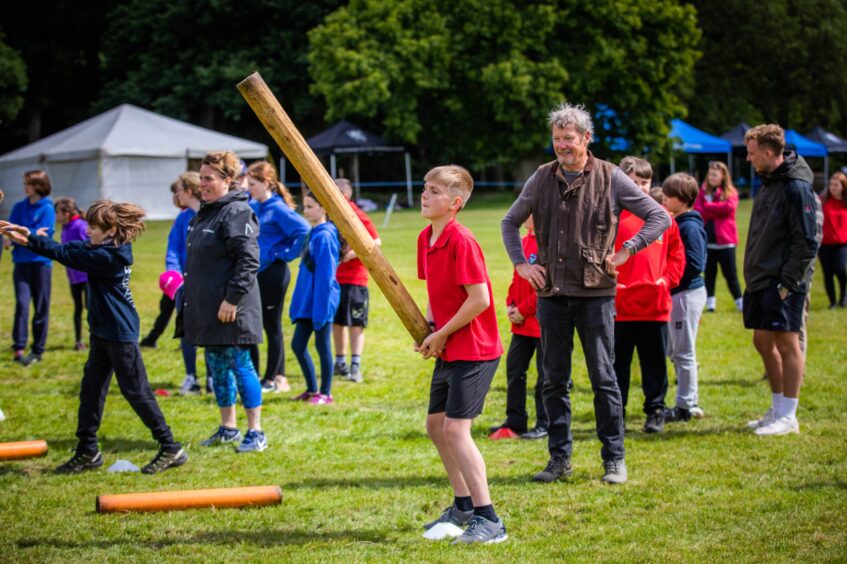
[670,119,732,154]
[784,129,827,158]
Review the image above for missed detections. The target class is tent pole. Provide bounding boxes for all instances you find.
[727,151,732,177]
[688,154,694,175]
[280,157,286,185]
[353,154,361,201]
[825,155,829,190]
[330,154,337,179]
[670,154,676,175]
[405,152,413,208]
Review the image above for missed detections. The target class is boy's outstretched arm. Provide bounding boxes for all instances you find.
[417,283,489,359]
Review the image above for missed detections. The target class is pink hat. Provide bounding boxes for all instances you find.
[159,270,184,300]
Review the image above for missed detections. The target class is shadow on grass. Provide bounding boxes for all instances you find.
[624,424,752,440]
[700,378,763,388]
[15,527,389,550]
[282,473,547,490]
[792,479,847,491]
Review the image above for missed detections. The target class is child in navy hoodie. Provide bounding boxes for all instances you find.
[1,201,187,475]
[661,174,708,423]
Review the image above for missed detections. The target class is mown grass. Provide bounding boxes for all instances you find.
[1,196,845,562]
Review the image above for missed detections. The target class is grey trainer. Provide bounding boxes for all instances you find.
[533,455,572,482]
[451,515,508,545]
[601,459,627,484]
[423,505,473,530]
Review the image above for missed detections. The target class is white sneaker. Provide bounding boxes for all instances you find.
[0,407,5,422]
[179,374,200,396]
[735,297,744,312]
[746,408,776,429]
[754,416,799,436]
[689,406,705,418]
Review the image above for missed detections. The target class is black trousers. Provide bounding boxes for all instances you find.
[143,294,175,344]
[537,296,625,462]
[504,333,547,431]
[76,335,177,454]
[818,244,847,305]
[613,321,669,415]
[704,247,743,300]
[12,262,52,354]
[70,282,88,343]
[250,261,291,382]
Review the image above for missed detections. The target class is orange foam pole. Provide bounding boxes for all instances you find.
[96,485,283,513]
[0,440,48,461]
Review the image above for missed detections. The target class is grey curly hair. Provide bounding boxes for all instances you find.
[548,103,594,144]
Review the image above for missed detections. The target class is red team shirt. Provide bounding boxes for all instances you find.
[417,219,503,362]
[506,230,540,338]
[822,197,847,245]
[336,198,380,286]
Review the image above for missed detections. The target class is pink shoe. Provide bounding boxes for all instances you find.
[75,342,87,351]
[291,390,317,401]
[309,393,333,405]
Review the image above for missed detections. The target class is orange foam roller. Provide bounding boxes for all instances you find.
[96,485,283,513]
[0,440,48,461]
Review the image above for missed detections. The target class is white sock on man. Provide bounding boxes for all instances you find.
[734,297,743,312]
[706,296,716,310]
[771,392,784,412]
[780,396,799,419]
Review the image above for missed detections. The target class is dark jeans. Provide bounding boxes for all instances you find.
[13,262,52,354]
[292,319,333,395]
[818,244,847,306]
[537,295,624,462]
[70,282,88,343]
[250,260,291,382]
[704,247,742,300]
[613,321,669,415]
[76,335,177,454]
[505,333,547,431]
[143,294,175,345]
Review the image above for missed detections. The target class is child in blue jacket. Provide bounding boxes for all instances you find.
[289,192,340,405]
[1,201,187,475]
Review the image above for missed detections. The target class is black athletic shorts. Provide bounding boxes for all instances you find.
[428,358,500,419]
[743,283,805,332]
[333,284,369,327]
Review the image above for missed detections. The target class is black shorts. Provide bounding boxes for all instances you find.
[743,284,805,332]
[333,284,369,327]
[428,358,500,419]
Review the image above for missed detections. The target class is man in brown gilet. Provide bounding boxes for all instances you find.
[501,103,669,484]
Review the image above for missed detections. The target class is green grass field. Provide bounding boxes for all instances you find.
[1,196,845,562]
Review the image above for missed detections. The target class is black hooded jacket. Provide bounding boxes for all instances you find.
[182,190,262,346]
[743,151,822,294]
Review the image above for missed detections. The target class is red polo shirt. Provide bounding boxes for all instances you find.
[336,198,380,286]
[417,219,503,362]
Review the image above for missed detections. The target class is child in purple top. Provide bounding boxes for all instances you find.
[55,198,89,350]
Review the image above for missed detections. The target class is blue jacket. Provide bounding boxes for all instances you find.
[9,197,55,265]
[672,210,707,295]
[165,208,196,272]
[289,222,340,329]
[26,234,140,342]
[249,195,309,272]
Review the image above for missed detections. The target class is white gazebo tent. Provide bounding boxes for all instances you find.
[0,104,267,219]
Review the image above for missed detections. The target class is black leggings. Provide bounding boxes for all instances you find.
[818,244,847,305]
[250,261,291,382]
[70,282,88,343]
[704,247,743,300]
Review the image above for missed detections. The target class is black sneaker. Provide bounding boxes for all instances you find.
[56,450,104,474]
[533,455,572,482]
[521,426,548,440]
[643,408,665,433]
[139,338,157,348]
[451,515,508,545]
[333,361,349,377]
[423,504,474,531]
[201,425,242,446]
[141,447,188,474]
[206,377,213,394]
[20,353,42,367]
[663,406,691,422]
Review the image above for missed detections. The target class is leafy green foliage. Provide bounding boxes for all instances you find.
[0,35,27,125]
[309,0,701,167]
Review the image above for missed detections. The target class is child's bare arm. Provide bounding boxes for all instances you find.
[417,283,489,359]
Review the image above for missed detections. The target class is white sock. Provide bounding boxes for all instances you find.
[780,397,799,419]
[771,392,784,412]
[706,296,716,310]
[735,297,744,312]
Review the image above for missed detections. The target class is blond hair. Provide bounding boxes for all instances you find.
[178,171,202,199]
[424,165,474,209]
[705,161,737,201]
[745,124,785,155]
[85,200,146,245]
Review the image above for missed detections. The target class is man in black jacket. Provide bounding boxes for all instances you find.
[743,124,822,436]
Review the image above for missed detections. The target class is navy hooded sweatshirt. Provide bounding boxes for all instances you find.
[27,234,140,342]
[671,210,707,295]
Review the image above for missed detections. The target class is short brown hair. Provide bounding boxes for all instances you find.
[745,124,785,155]
[247,161,295,209]
[649,186,665,205]
[24,170,52,197]
[178,171,202,200]
[54,197,82,216]
[619,156,653,180]
[202,151,242,188]
[85,200,146,245]
[424,165,474,209]
[0,189,5,204]
[662,173,699,207]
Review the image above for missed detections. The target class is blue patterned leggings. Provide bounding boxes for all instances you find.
[205,346,263,409]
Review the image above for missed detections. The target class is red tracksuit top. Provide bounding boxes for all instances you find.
[506,231,540,337]
[614,210,685,322]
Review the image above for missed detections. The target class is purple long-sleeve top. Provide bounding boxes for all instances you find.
[61,216,89,285]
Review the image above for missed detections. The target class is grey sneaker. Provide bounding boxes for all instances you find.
[601,459,627,484]
[141,447,188,474]
[451,515,508,545]
[643,408,664,433]
[180,374,200,396]
[423,505,474,531]
[200,426,242,446]
[56,450,104,474]
[20,353,42,367]
[348,364,363,383]
[334,361,349,377]
[533,455,572,482]
[235,429,268,453]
